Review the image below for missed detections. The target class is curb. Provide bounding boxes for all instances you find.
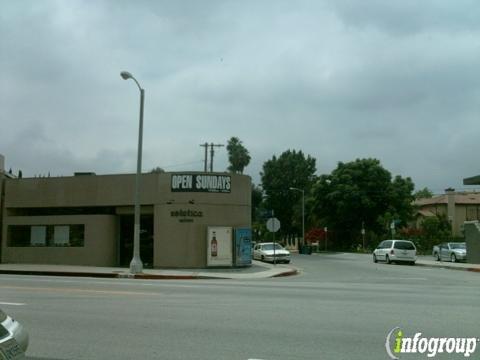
[415,262,480,273]
[0,270,118,278]
[0,267,300,280]
[272,268,299,277]
[131,273,200,280]
[0,269,209,280]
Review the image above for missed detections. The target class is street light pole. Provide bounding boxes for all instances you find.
[121,71,144,274]
[289,187,305,250]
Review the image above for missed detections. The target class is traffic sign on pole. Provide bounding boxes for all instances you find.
[266,217,281,233]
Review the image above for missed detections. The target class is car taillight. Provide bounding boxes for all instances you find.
[390,249,395,255]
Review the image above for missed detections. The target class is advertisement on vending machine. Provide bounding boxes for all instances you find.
[206,227,233,267]
[234,228,252,267]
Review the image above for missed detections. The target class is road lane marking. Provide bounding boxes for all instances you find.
[0,302,26,306]
[378,277,427,281]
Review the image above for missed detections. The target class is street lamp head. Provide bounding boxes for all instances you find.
[120,71,133,80]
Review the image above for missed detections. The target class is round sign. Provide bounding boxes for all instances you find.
[266,217,281,233]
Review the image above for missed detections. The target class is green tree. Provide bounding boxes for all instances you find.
[311,158,414,249]
[414,187,434,199]
[261,150,316,239]
[226,137,251,174]
[150,167,165,173]
[386,175,415,228]
[416,214,452,253]
[251,184,264,221]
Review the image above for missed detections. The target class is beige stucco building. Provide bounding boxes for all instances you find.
[414,188,480,237]
[0,158,251,268]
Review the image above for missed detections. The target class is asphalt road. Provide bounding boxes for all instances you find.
[1,253,479,360]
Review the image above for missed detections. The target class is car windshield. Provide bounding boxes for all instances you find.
[450,243,466,249]
[262,244,284,251]
[394,241,415,250]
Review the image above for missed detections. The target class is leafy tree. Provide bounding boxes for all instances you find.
[311,158,414,249]
[261,150,316,240]
[414,187,434,199]
[417,214,452,253]
[251,184,264,221]
[226,137,251,174]
[386,175,415,229]
[150,167,165,173]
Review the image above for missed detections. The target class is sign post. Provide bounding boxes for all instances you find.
[361,221,366,251]
[390,221,395,238]
[324,227,328,252]
[266,211,281,265]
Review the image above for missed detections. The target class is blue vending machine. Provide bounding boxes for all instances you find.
[234,228,252,267]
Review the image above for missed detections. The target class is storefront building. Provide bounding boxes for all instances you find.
[0,167,252,268]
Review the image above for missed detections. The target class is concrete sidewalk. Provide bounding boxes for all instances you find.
[415,257,480,273]
[0,261,298,280]
[313,252,480,273]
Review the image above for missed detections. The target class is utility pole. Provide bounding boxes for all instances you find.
[361,221,366,251]
[209,143,224,172]
[200,143,209,172]
[324,227,328,252]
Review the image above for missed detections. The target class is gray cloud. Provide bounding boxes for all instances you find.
[327,0,480,35]
[1,0,480,193]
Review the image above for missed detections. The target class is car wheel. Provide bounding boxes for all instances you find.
[451,254,457,263]
[261,255,265,262]
[409,261,415,266]
[373,254,378,263]
[285,260,290,264]
[435,253,440,261]
[386,255,391,264]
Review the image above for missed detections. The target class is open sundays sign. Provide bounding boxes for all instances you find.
[171,174,231,193]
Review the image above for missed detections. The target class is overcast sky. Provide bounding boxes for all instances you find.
[1,0,480,193]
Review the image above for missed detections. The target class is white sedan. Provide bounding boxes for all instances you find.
[253,242,291,264]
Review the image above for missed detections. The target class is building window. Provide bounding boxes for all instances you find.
[466,206,478,221]
[69,225,85,247]
[8,225,85,247]
[31,226,47,246]
[53,226,69,246]
[7,226,30,247]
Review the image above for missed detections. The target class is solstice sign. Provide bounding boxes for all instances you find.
[171,174,231,193]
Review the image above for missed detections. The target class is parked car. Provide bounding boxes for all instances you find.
[436,242,466,262]
[0,308,28,359]
[253,242,291,264]
[373,240,416,265]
